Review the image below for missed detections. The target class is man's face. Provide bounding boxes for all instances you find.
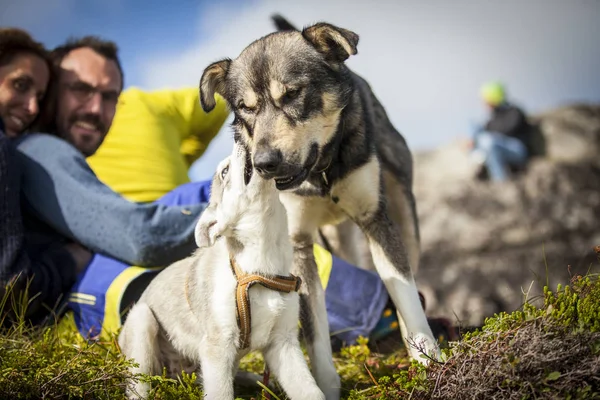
[483,101,496,111]
[55,47,121,157]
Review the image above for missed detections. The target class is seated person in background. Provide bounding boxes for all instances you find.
[87,86,229,203]
[13,36,211,325]
[60,76,233,339]
[467,81,534,182]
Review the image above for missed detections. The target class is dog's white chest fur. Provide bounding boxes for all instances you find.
[206,256,299,351]
[247,287,294,348]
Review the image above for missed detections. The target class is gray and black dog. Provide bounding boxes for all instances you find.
[199,15,440,399]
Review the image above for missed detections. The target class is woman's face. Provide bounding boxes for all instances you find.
[0,52,50,137]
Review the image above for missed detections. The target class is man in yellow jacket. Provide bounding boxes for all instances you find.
[87,86,230,203]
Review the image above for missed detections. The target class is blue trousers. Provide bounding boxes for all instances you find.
[475,131,528,181]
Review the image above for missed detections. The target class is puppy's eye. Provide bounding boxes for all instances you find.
[283,88,301,102]
[220,166,229,179]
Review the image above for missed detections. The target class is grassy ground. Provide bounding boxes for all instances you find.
[1,272,599,399]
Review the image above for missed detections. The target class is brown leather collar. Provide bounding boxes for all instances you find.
[230,257,301,349]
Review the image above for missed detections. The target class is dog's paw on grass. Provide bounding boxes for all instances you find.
[1,274,599,399]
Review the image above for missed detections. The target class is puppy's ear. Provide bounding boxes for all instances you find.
[302,23,359,63]
[199,58,231,112]
[195,206,227,248]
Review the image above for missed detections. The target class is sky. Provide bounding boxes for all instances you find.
[2,0,599,181]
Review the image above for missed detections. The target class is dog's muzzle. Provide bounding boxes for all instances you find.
[253,146,318,190]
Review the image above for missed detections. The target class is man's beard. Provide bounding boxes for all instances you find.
[65,113,107,157]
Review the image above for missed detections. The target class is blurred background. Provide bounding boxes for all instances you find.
[3,0,599,181]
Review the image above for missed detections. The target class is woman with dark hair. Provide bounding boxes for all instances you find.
[0,27,53,136]
[0,28,90,325]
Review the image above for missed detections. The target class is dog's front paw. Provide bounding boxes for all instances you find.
[305,388,326,400]
[321,384,341,400]
[407,333,441,365]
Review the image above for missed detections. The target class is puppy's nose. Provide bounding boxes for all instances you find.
[254,149,282,176]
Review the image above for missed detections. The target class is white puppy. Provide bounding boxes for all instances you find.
[118,141,325,400]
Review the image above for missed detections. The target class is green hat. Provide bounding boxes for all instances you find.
[480,81,506,106]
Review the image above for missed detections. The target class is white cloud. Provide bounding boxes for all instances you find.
[138,0,600,181]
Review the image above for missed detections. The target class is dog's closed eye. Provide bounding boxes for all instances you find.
[237,101,255,113]
[282,88,301,103]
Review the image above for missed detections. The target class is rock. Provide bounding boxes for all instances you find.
[413,103,600,327]
[533,103,600,165]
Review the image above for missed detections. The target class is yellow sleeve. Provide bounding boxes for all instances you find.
[173,88,230,167]
[313,243,333,289]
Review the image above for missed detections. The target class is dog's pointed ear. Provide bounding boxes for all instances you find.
[302,23,359,63]
[195,206,227,248]
[199,58,231,112]
[271,14,298,32]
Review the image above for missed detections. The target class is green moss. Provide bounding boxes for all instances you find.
[0,321,132,399]
[544,275,600,332]
[340,274,600,399]
[1,274,599,399]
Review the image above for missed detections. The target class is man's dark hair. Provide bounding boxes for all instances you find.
[51,36,124,90]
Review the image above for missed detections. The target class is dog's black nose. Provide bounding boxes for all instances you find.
[254,149,282,175]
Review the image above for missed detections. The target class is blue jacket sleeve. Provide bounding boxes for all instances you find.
[15,133,205,267]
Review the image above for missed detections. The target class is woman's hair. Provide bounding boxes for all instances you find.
[0,27,55,133]
[0,27,49,66]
